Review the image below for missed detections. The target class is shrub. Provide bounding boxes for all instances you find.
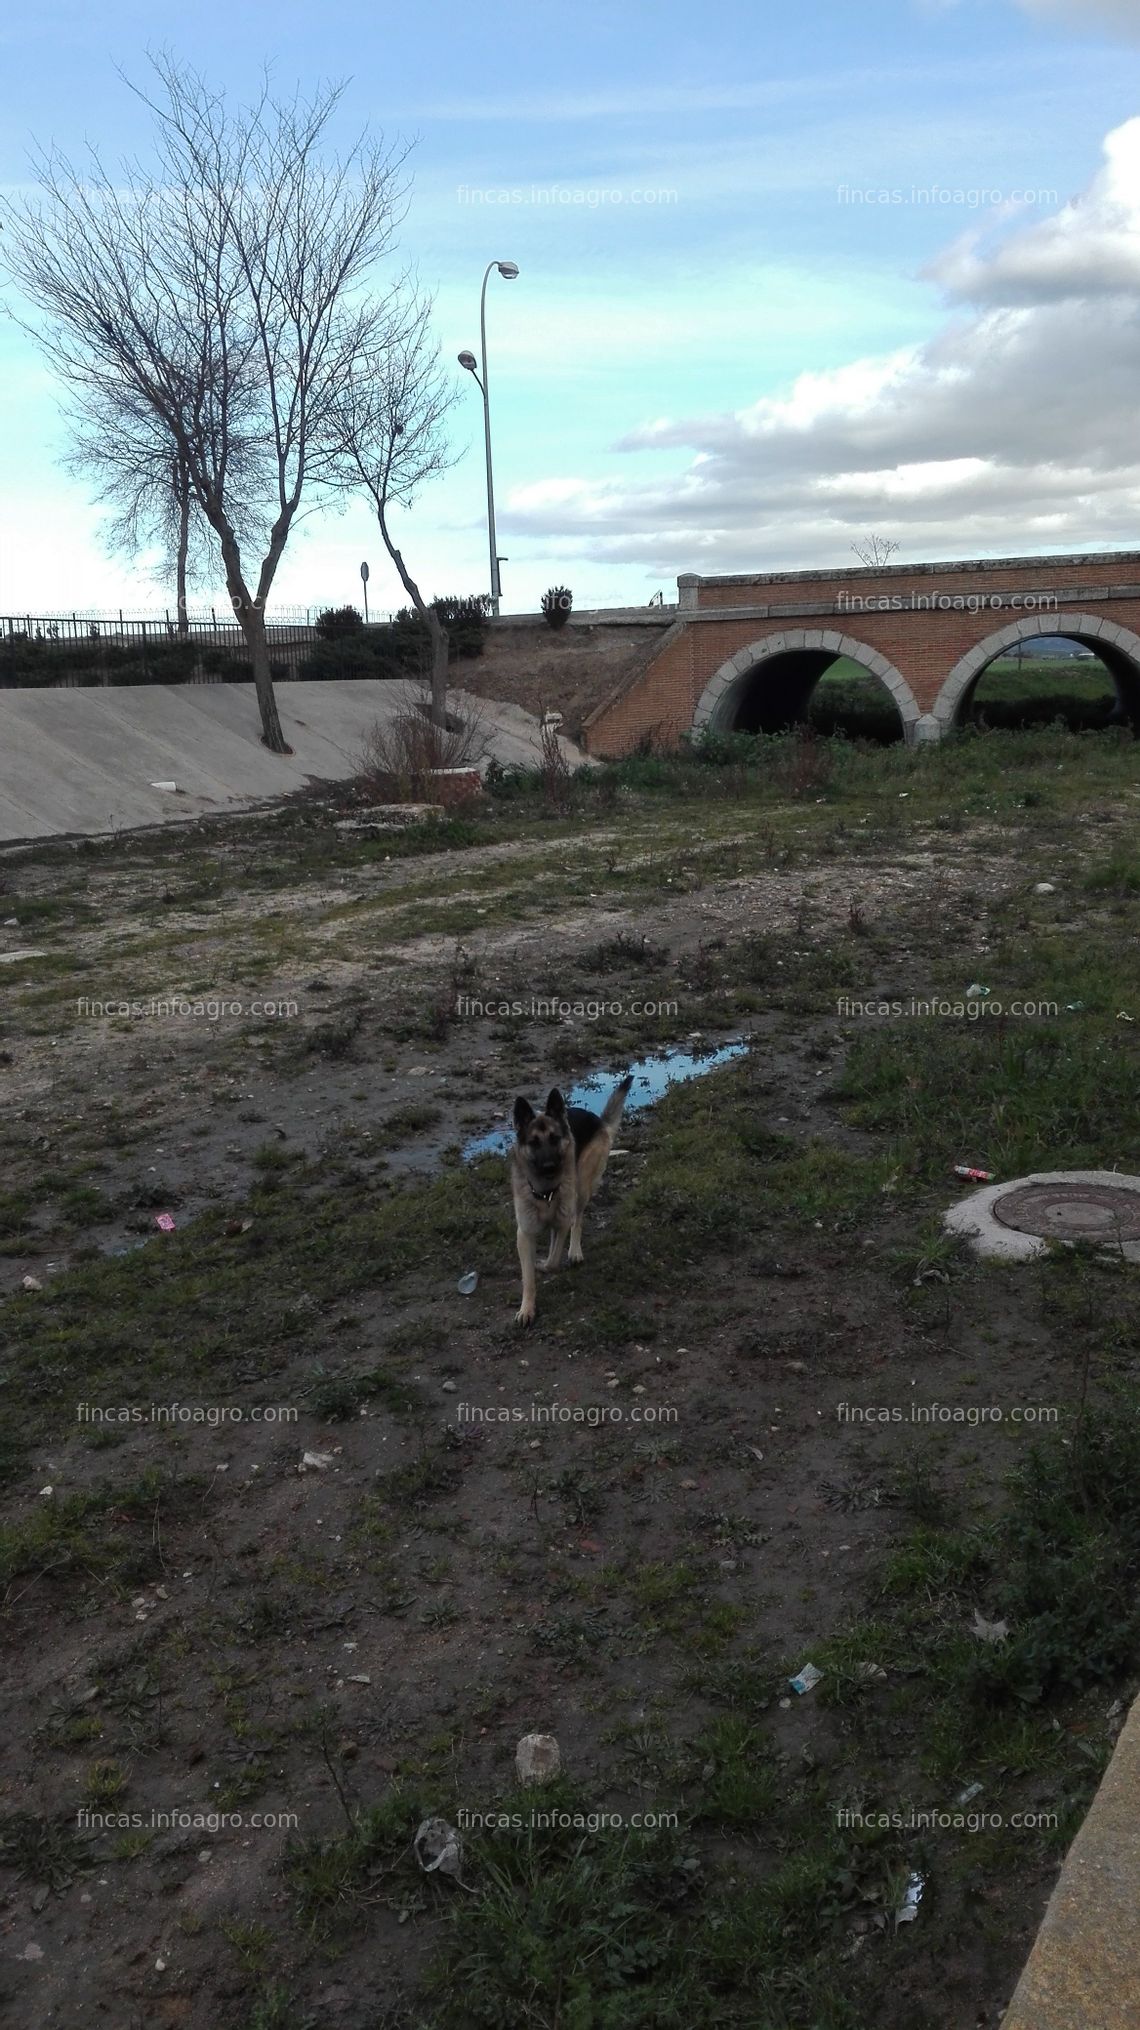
[422,593,491,660]
[539,717,575,813]
[541,586,573,631]
[357,692,489,800]
[302,595,489,682]
[315,605,366,640]
[300,635,401,682]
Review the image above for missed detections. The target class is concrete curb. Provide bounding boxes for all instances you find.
[1001,1687,1140,2030]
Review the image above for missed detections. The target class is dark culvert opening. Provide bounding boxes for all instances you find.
[720,650,905,745]
[966,634,1140,733]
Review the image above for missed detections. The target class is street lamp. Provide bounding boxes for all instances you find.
[458,259,519,618]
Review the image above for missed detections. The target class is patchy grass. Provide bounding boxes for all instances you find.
[2,731,1139,2030]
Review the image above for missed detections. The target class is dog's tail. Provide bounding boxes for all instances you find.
[602,1073,634,1131]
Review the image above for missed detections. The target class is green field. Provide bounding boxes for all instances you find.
[810,653,1118,740]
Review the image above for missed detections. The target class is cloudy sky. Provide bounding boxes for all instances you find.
[1,0,1138,618]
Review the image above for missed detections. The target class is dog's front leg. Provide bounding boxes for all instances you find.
[544,1226,569,1272]
[568,1215,585,1264]
[516,1229,538,1326]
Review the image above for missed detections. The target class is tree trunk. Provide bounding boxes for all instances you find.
[377,513,449,727]
[426,605,448,730]
[213,516,290,753]
[175,468,190,638]
[242,603,290,754]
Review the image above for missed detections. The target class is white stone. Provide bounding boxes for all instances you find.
[516,1733,562,1783]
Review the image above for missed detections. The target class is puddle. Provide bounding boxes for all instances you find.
[462,1040,748,1161]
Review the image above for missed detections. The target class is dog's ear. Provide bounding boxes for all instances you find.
[513,1096,535,1135]
[544,1087,567,1119]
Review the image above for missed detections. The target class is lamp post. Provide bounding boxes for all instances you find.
[458,259,518,618]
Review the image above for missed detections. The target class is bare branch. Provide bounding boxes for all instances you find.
[0,55,415,752]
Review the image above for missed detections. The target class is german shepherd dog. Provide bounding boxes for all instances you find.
[511,1075,633,1326]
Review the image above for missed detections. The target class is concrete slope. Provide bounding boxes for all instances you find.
[0,679,587,842]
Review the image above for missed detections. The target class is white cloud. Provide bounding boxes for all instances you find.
[500,120,1140,578]
[1015,0,1140,33]
[927,118,1140,302]
[924,0,1140,31]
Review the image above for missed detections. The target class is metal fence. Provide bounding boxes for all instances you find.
[0,610,373,687]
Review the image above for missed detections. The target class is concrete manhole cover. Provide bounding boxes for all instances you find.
[992,1182,1140,1243]
[943,1169,1140,1263]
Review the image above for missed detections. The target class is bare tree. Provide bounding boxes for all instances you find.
[852,533,900,568]
[67,388,218,631]
[1,56,411,750]
[330,294,458,726]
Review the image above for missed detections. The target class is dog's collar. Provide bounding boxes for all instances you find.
[529,1183,560,1201]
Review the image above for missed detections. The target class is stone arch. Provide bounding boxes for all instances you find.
[931,611,1140,732]
[692,628,922,741]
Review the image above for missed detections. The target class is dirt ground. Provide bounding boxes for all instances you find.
[1,750,1138,2029]
[457,620,667,739]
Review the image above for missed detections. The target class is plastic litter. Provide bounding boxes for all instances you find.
[896,1873,924,1925]
[149,780,178,792]
[965,984,990,999]
[300,1451,334,1472]
[516,1733,561,1783]
[457,1270,478,1296]
[154,1212,176,1233]
[789,1663,824,1695]
[414,1817,465,1880]
[956,1782,983,1807]
[952,1166,993,1183]
[969,1610,1009,1645]
[21,1274,43,1291]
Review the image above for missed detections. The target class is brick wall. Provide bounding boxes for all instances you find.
[582,552,1140,754]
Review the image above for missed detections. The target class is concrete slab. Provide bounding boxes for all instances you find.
[0,680,589,843]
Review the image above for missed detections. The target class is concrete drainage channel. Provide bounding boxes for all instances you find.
[944,1170,1140,1264]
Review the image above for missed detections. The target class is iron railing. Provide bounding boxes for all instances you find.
[0,610,394,687]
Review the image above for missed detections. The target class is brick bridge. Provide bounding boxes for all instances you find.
[582,550,1140,752]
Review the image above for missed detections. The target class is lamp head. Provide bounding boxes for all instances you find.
[496,261,519,279]
[458,350,478,371]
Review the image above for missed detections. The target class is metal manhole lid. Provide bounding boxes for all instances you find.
[992,1181,1140,1242]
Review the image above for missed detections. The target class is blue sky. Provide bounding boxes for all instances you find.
[1,0,1138,618]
